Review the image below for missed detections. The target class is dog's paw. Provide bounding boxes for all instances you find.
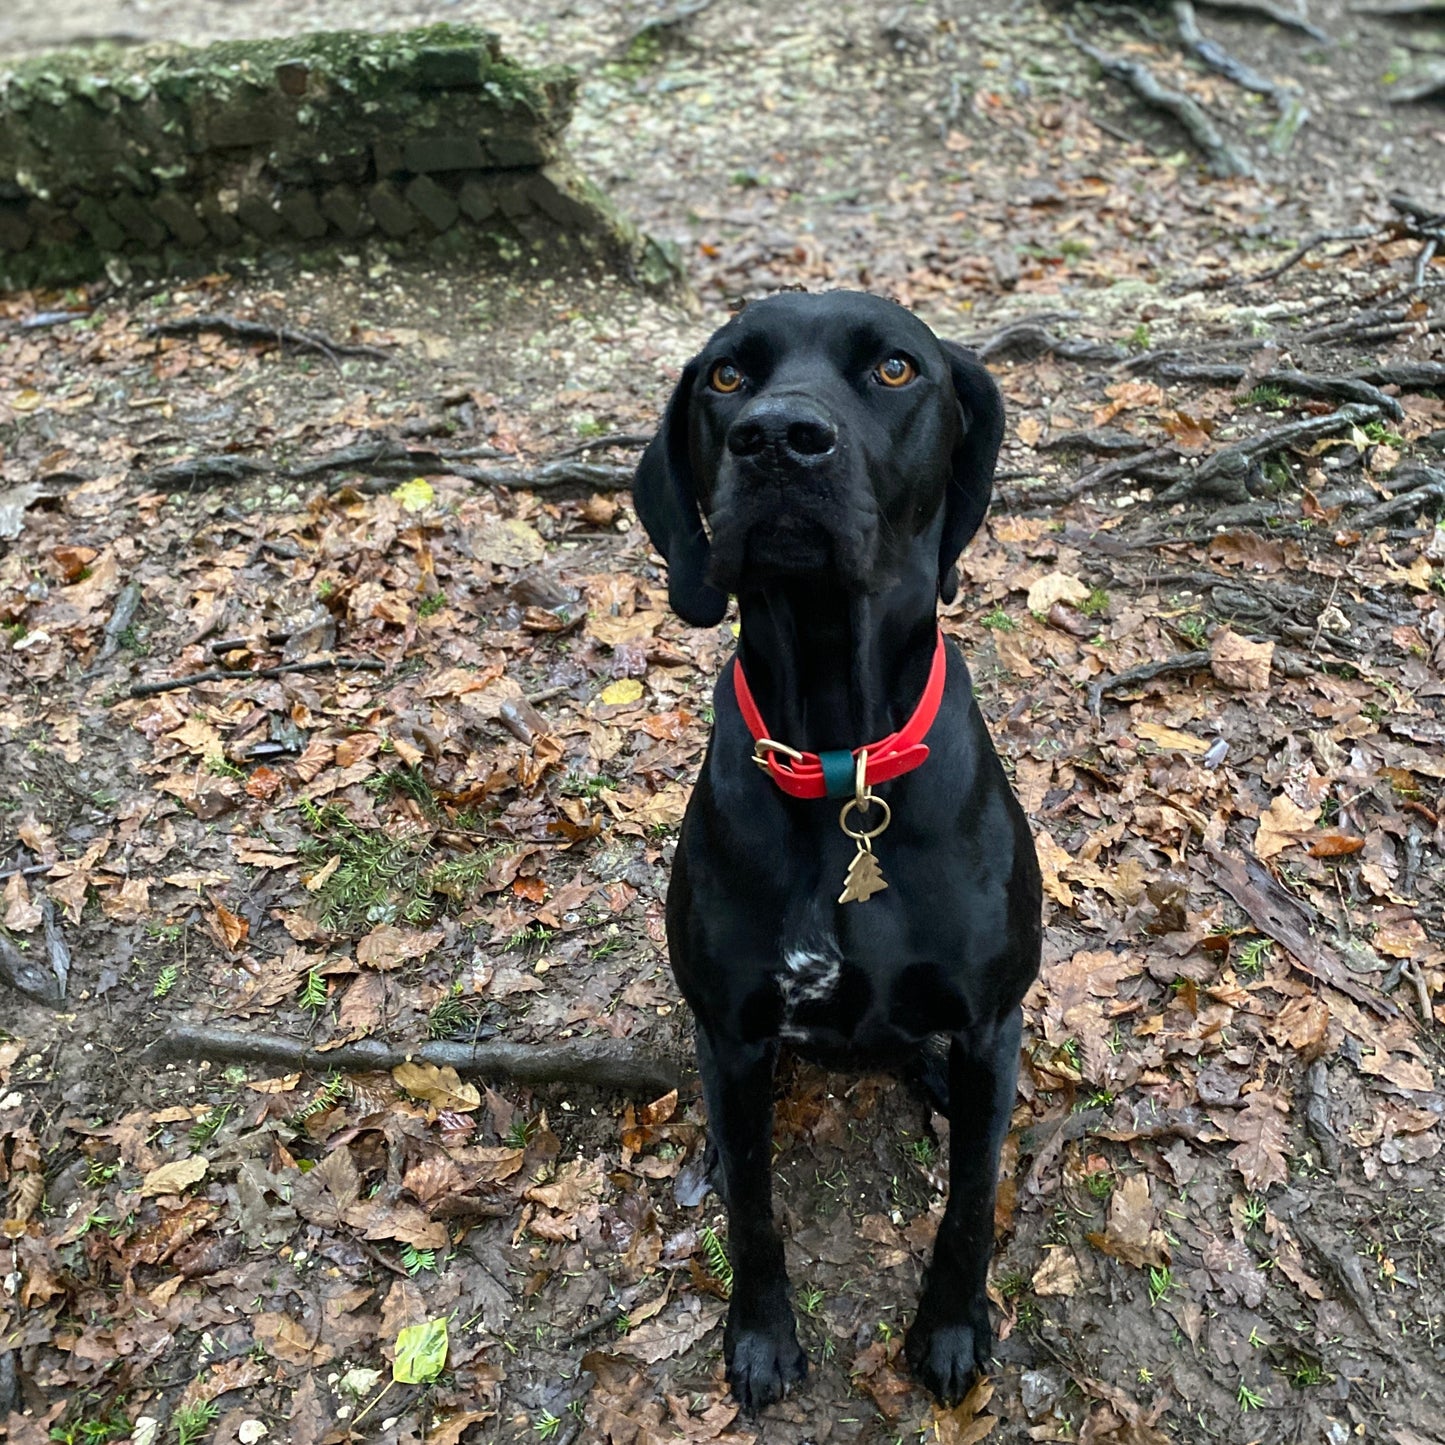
[906,1303,993,1406]
[725,1318,807,1413]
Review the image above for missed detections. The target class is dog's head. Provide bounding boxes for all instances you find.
[632,290,1004,626]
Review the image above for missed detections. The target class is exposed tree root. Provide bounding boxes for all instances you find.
[969,317,1127,364]
[1192,0,1331,41]
[1154,402,1381,505]
[1352,467,1445,527]
[1172,0,1310,150]
[1236,226,1377,286]
[1000,446,1179,510]
[1087,650,1211,717]
[143,440,632,498]
[146,312,396,365]
[141,1025,683,1096]
[1068,26,1254,177]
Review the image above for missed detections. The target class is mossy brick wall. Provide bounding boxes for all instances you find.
[0,25,676,290]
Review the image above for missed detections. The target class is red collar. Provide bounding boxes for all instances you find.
[732,629,948,800]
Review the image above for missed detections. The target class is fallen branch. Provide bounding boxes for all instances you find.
[0,862,52,882]
[1087,650,1211,718]
[146,312,395,364]
[141,1025,683,1096]
[129,656,386,699]
[81,578,144,677]
[1068,27,1254,177]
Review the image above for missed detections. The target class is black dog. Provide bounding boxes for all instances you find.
[632,290,1041,1411]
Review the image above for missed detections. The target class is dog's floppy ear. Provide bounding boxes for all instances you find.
[936,341,1005,605]
[632,358,728,627]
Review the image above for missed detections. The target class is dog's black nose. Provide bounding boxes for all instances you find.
[728,398,838,463]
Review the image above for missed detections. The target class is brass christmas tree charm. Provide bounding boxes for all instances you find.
[838,842,888,904]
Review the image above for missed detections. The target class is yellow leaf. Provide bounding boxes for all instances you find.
[1025,571,1089,614]
[391,478,435,512]
[394,1317,448,1383]
[1135,722,1209,755]
[599,678,644,706]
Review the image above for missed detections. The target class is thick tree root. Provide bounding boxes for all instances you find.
[141,1025,684,1096]
[1192,0,1331,41]
[1153,402,1381,504]
[145,440,632,497]
[1068,27,1254,177]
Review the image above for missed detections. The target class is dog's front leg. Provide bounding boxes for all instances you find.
[906,1006,1023,1405]
[696,1027,806,1412]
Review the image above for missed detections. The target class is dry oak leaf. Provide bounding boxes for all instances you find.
[2,872,43,932]
[393,1061,481,1112]
[357,923,445,969]
[525,1156,606,1213]
[1210,628,1273,691]
[602,1296,726,1365]
[1026,570,1090,614]
[1255,795,1322,861]
[1086,1174,1170,1269]
[1224,1091,1290,1191]
[253,1310,333,1367]
[1031,1246,1082,1297]
[138,1155,209,1198]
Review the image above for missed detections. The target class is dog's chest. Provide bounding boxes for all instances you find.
[778,946,842,1039]
[774,925,935,1051]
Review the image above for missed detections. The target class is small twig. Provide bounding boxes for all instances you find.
[551,432,652,460]
[146,312,394,364]
[128,657,385,699]
[1404,960,1434,1028]
[141,1026,684,1096]
[1088,650,1212,717]
[0,862,52,882]
[1412,236,1440,292]
[81,579,143,676]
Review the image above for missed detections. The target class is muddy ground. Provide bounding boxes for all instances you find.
[2,2,1444,1444]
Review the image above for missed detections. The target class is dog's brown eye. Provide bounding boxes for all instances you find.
[876,356,917,388]
[710,361,744,394]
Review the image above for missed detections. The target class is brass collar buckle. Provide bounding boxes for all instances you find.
[752,738,804,773]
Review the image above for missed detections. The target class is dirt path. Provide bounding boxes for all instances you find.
[2,3,1444,1445]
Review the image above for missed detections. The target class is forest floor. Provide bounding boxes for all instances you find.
[2,1,1444,1443]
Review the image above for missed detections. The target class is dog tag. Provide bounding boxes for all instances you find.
[838,841,888,904]
[837,756,892,904]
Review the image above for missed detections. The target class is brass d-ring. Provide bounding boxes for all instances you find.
[839,794,891,840]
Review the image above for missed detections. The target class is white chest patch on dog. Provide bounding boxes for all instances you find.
[779,947,841,1040]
